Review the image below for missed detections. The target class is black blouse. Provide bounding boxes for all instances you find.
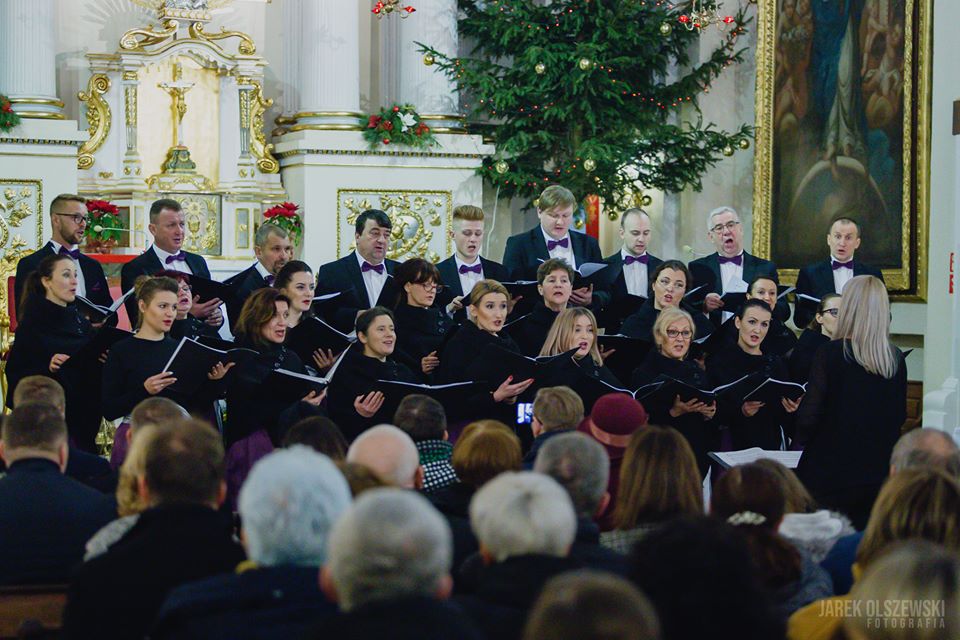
[101,336,180,421]
[716,314,799,358]
[392,303,456,378]
[788,329,830,384]
[509,302,561,357]
[169,316,220,342]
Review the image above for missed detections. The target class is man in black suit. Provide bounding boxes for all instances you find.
[120,198,223,329]
[690,206,788,324]
[502,185,603,307]
[0,403,116,586]
[794,217,884,328]
[595,208,663,333]
[315,209,400,333]
[436,205,510,317]
[63,419,245,639]
[222,223,292,331]
[14,193,112,315]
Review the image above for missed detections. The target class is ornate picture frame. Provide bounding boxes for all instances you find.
[751,0,931,299]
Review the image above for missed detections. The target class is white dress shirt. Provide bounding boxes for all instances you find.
[49,240,87,297]
[541,228,577,271]
[831,255,854,293]
[620,248,648,298]
[718,252,745,293]
[356,251,387,308]
[454,255,484,299]
[254,260,272,283]
[152,245,193,275]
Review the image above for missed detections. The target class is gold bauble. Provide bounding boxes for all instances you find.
[641,194,653,206]
[534,62,546,75]
[574,218,584,229]
[738,138,751,150]
[494,160,509,174]
[721,145,735,157]
[423,53,436,66]
[583,158,597,172]
[533,198,541,208]
[578,57,593,71]
[608,211,619,221]
[659,22,673,36]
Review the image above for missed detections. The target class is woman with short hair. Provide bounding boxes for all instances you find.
[620,260,713,342]
[391,258,456,378]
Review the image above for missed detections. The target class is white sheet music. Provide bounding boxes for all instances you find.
[709,447,802,469]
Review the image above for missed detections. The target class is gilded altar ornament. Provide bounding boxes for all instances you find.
[339,190,452,260]
[120,19,180,51]
[77,74,112,170]
[247,82,280,174]
[188,22,256,56]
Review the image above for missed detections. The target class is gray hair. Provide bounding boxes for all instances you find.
[470,471,577,562]
[346,424,421,488]
[891,429,960,478]
[327,488,452,611]
[534,432,609,519]
[706,205,739,232]
[238,446,351,566]
[255,222,289,248]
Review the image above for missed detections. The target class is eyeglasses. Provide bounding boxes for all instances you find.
[822,308,839,317]
[710,220,740,234]
[416,281,444,292]
[55,213,88,225]
[666,329,693,340]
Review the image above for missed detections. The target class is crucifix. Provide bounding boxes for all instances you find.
[158,61,195,148]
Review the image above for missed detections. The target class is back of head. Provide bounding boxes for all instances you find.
[835,275,899,378]
[281,416,348,461]
[523,571,661,640]
[629,516,784,640]
[753,458,818,513]
[534,432,609,519]
[326,488,451,611]
[130,396,189,434]
[891,428,960,478]
[239,446,351,567]
[533,386,585,433]
[451,420,522,488]
[337,461,391,497]
[845,541,960,640]
[11,376,65,414]
[858,468,960,568]
[117,424,158,516]
[142,419,225,507]
[346,424,420,488]
[393,394,447,442]
[1,403,67,455]
[614,426,702,530]
[582,394,649,454]
[470,471,577,563]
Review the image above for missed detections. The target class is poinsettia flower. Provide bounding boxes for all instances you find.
[368,115,382,129]
[399,112,417,132]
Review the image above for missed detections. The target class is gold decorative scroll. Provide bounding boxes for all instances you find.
[77,74,112,170]
[120,19,179,51]
[337,189,453,261]
[0,181,43,250]
[246,82,279,174]
[188,22,256,56]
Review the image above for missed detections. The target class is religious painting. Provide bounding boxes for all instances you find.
[752,0,930,296]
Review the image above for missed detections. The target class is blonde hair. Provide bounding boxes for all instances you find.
[539,308,603,366]
[116,424,159,516]
[453,205,484,221]
[50,193,86,214]
[538,185,577,211]
[532,386,585,432]
[835,275,899,379]
[468,279,509,308]
[651,306,696,352]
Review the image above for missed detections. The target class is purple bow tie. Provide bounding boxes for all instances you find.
[361,261,384,275]
[624,254,648,266]
[832,260,853,271]
[459,263,482,275]
[718,254,743,266]
[546,237,569,251]
[264,274,275,286]
[165,252,187,264]
[58,246,81,260]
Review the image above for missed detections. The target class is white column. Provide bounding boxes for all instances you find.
[296,0,361,129]
[0,0,63,119]
[397,0,463,130]
[279,0,302,118]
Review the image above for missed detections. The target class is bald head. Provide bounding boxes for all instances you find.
[890,429,960,478]
[346,425,423,489]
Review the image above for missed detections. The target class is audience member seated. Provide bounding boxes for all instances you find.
[601,426,703,555]
[110,395,189,471]
[523,571,661,640]
[533,432,626,574]
[280,416,348,461]
[711,463,833,619]
[842,541,960,640]
[428,420,522,572]
[337,461,391,496]
[63,419,245,640]
[153,447,351,639]
[577,393,648,530]
[393,394,458,492]
[523,386,584,469]
[457,472,579,640]
[346,424,423,489]
[788,468,960,640]
[306,488,482,640]
[0,403,115,585]
[629,516,785,640]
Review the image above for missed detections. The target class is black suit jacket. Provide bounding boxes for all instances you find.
[794,259,884,328]
[689,251,789,323]
[0,458,116,586]
[14,242,112,312]
[315,253,400,333]
[594,251,663,331]
[436,255,510,321]
[502,227,603,281]
[120,247,211,327]
[222,263,272,332]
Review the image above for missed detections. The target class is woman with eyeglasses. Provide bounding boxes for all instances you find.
[156,270,220,342]
[789,293,841,384]
[630,306,718,476]
[391,258,456,379]
[706,299,800,450]
[620,260,714,343]
[510,258,575,356]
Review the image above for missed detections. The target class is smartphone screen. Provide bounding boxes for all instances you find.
[516,402,533,424]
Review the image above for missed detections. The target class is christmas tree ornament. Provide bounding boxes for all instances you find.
[583,158,597,172]
[494,160,509,174]
[578,57,593,71]
[659,22,673,36]
[534,62,546,75]
[738,138,751,150]
[641,194,653,206]
[721,144,734,156]
[423,53,435,66]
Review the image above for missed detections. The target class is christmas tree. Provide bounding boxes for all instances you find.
[419,0,753,211]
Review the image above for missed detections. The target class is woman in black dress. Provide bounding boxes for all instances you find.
[706,299,801,451]
[391,258,456,379]
[789,293,841,384]
[714,275,798,357]
[795,276,906,529]
[275,260,337,373]
[510,258,573,356]
[621,260,713,342]
[630,306,718,476]
[325,306,421,442]
[155,270,220,342]
[6,254,102,451]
